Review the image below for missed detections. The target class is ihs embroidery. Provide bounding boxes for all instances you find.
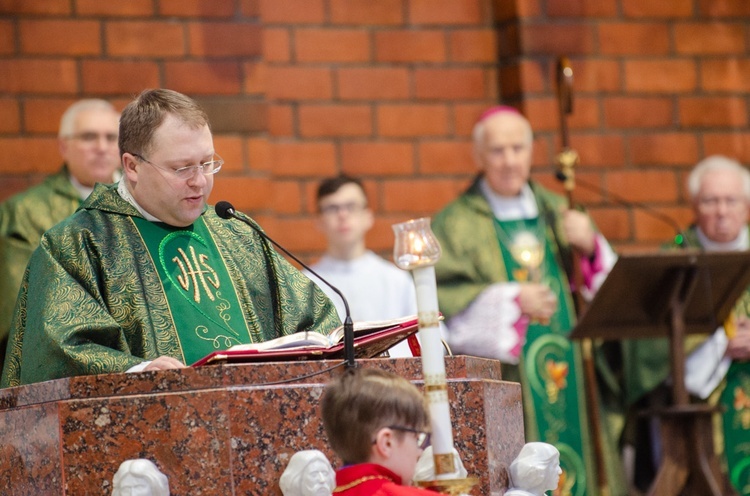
[173,246,220,303]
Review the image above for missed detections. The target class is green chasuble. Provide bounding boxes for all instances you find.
[496,216,592,496]
[0,166,82,371]
[1,184,340,387]
[132,217,255,365]
[722,293,750,495]
[433,177,627,496]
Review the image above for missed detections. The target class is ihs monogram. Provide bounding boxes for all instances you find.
[173,246,220,303]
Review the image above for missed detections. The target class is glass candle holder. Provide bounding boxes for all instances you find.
[393,217,442,270]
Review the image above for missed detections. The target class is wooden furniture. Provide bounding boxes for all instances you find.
[572,251,750,496]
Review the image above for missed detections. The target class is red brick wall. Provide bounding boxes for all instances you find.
[498,0,750,251]
[1,0,749,260]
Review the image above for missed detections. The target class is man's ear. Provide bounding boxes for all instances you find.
[58,137,69,162]
[314,214,326,233]
[372,427,395,460]
[121,153,139,183]
[362,208,374,231]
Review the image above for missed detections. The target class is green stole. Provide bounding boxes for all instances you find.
[721,288,750,495]
[495,216,593,496]
[133,216,253,365]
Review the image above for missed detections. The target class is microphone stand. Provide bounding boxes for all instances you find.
[555,172,691,249]
[214,201,357,369]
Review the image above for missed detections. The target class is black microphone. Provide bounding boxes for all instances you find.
[214,201,357,369]
[555,171,692,249]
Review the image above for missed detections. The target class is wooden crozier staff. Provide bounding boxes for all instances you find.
[555,56,610,496]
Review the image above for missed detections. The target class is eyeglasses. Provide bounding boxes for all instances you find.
[132,153,223,179]
[386,426,431,450]
[67,132,118,145]
[319,202,367,216]
[697,196,746,212]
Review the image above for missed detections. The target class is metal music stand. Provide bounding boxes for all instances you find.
[570,251,750,496]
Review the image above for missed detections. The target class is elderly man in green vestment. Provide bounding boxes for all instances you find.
[623,155,750,494]
[432,106,626,496]
[1,89,340,387]
[0,99,121,370]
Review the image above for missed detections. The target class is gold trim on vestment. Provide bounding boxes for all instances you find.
[333,475,393,492]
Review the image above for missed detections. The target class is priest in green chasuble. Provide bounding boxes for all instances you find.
[1,89,340,388]
[0,99,121,372]
[432,107,626,496]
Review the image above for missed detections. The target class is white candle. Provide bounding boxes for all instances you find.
[392,217,458,479]
[413,265,457,478]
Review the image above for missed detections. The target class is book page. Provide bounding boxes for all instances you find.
[191,315,422,366]
[328,314,418,343]
[227,330,329,352]
[217,314,418,354]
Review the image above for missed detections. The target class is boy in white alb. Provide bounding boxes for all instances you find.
[304,176,418,357]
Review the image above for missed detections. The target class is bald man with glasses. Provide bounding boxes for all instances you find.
[1,89,339,387]
[0,99,121,369]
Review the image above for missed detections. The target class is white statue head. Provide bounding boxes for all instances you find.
[508,442,561,495]
[112,459,169,496]
[279,450,336,496]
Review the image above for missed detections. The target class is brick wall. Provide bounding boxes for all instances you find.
[498,0,750,251]
[1,0,749,260]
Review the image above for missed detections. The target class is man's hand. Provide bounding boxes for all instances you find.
[518,283,558,320]
[727,317,750,360]
[143,356,186,371]
[562,209,596,257]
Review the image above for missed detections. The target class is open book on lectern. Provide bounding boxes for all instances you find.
[191,315,420,367]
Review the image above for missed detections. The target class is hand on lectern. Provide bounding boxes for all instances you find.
[518,283,557,321]
[143,356,186,371]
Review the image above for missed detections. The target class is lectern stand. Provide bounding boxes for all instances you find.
[570,251,750,496]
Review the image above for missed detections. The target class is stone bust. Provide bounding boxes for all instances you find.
[111,459,170,496]
[505,442,562,496]
[279,450,336,496]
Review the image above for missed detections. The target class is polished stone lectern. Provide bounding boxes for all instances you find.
[0,356,523,495]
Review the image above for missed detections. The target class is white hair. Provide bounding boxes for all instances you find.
[112,459,169,496]
[279,450,335,496]
[58,99,118,138]
[687,155,750,201]
[471,110,533,156]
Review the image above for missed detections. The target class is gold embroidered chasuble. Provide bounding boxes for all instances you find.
[432,177,627,496]
[0,166,82,369]
[1,184,340,387]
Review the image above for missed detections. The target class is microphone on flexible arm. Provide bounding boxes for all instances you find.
[214,200,357,369]
[555,171,692,249]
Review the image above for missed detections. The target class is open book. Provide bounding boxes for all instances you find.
[191,315,420,367]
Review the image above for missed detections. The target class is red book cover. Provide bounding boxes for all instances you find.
[191,316,421,367]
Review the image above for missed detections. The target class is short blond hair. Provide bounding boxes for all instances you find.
[119,88,209,157]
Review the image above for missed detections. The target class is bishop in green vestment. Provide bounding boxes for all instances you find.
[1,89,340,388]
[0,99,121,372]
[432,107,626,496]
[622,155,750,494]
